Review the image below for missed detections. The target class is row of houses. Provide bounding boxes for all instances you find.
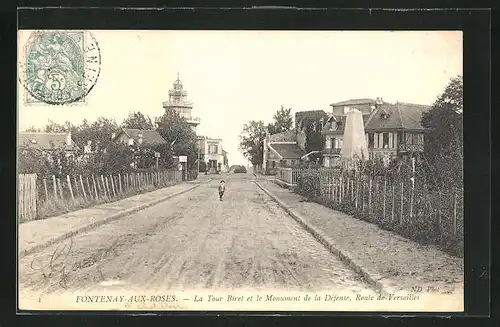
[18,128,229,172]
[262,98,430,173]
[18,74,230,173]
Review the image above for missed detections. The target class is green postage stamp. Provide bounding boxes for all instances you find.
[18,30,101,105]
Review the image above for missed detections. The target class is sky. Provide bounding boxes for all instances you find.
[17,30,462,166]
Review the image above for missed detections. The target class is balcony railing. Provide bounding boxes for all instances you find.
[186,117,201,123]
[397,143,424,152]
[162,100,193,108]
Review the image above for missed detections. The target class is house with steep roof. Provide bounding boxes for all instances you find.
[322,98,431,167]
[112,128,168,147]
[18,132,80,154]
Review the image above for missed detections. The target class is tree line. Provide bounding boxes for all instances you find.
[18,109,199,177]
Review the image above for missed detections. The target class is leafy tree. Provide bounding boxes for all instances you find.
[42,120,68,133]
[122,111,155,130]
[96,142,135,174]
[267,106,293,135]
[299,116,326,164]
[156,109,198,170]
[238,120,267,166]
[18,146,48,175]
[421,75,463,187]
[24,126,41,132]
[18,144,78,177]
[38,117,119,154]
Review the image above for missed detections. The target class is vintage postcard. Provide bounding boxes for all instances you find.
[17,30,464,312]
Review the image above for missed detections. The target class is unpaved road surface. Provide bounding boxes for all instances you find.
[19,174,374,296]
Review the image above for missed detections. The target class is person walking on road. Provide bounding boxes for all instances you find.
[218,180,226,201]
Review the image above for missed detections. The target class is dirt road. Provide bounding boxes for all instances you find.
[19,173,374,297]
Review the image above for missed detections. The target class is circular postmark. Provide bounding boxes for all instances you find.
[18,30,101,105]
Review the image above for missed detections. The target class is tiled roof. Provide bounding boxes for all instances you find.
[330,98,376,106]
[119,128,168,146]
[295,110,328,124]
[364,103,430,131]
[268,143,306,159]
[18,132,79,151]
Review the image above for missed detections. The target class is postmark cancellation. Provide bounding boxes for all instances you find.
[18,30,101,106]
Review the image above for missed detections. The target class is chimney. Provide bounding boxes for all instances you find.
[66,131,72,146]
[376,97,384,106]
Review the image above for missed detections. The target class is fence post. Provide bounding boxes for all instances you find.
[43,178,49,202]
[86,176,92,200]
[57,178,63,200]
[346,177,349,202]
[368,178,372,215]
[110,175,116,198]
[391,183,395,222]
[66,175,74,201]
[92,175,98,199]
[409,178,415,222]
[101,175,107,197]
[355,178,359,209]
[118,174,122,193]
[32,174,37,220]
[400,181,404,225]
[105,176,111,197]
[340,176,343,203]
[73,176,79,197]
[79,175,87,201]
[18,175,24,220]
[97,175,102,197]
[332,176,337,203]
[383,178,387,220]
[52,175,57,199]
[361,178,365,212]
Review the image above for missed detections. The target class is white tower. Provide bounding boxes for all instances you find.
[162,73,200,133]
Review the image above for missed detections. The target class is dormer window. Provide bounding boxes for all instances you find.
[380,110,389,119]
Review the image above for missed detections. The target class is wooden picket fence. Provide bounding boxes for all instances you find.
[19,170,183,222]
[18,173,37,222]
[292,168,464,242]
[275,167,301,186]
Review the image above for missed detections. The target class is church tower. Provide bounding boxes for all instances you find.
[162,73,200,133]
